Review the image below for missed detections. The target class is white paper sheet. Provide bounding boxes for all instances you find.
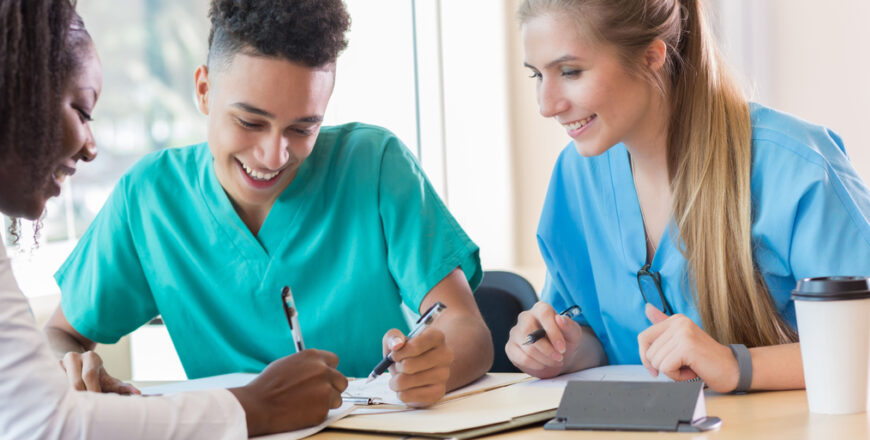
[140,373,257,396]
[523,364,675,388]
[342,372,531,407]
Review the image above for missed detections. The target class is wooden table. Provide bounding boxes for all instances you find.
[309,389,870,440]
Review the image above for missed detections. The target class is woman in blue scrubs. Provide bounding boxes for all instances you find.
[506,0,870,393]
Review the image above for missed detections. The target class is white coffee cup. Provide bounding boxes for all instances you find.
[793,276,870,415]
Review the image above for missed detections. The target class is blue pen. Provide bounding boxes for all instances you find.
[365,301,447,383]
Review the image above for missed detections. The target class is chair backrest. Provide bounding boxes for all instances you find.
[474,270,539,372]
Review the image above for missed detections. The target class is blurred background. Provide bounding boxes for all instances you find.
[9,0,869,381]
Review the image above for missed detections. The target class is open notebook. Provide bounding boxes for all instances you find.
[139,371,530,438]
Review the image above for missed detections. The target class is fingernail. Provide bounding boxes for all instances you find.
[552,352,563,362]
[555,341,566,353]
[389,337,403,349]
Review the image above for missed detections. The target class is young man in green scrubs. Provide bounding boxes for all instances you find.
[44,0,493,407]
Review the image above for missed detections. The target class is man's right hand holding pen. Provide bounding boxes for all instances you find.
[377,302,454,408]
[506,301,607,379]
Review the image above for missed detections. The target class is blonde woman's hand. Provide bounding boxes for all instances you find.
[381,328,454,407]
[637,304,741,393]
[59,350,140,395]
[505,301,584,379]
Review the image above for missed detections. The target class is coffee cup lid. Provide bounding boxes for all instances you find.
[791,276,870,301]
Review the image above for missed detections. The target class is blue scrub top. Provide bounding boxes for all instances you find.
[538,103,870,365]
[56,123,481,378]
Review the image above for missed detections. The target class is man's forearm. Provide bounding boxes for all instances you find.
[441,315,494,391]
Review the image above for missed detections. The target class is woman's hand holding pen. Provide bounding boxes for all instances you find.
[381,327,453,407]
[638,304,741,393]
[229,349,348,437]
[505,301,585,379]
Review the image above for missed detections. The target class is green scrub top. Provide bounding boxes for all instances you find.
[56,123,481,378]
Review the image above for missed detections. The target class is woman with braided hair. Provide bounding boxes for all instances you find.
[0,1,346,437]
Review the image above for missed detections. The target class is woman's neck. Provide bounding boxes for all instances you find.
[625,97,673,257]
[624,104,670,190]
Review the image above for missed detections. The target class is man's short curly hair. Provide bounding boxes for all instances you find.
[207,0,351,70]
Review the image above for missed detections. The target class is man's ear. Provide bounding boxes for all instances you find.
[194,65,211,115]
[644,39,667,72]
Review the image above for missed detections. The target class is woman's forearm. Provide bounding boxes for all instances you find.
[749,342,805,390]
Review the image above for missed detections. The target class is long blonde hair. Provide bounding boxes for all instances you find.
[519,0,797,346]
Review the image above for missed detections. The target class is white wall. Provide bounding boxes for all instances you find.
[765,0,870,179]
[439,0,516,270]
[713,0,870,180]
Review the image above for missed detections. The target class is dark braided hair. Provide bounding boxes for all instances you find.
[0,0,91,242]
[207,0,351,71]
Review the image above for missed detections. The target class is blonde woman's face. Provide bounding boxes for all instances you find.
[522,14,659,157]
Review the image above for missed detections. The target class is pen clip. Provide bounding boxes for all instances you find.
[561,305,581,318]
[342,394,384,405]
[415,301,446,325]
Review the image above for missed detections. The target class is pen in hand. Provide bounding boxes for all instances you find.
[281,286,305,352]
[522,305,581,345]
[365,301,447,383]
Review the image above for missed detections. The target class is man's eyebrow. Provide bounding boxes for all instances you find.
[231,102,274,118]
[230,103,323,123]
[296,115,323,124]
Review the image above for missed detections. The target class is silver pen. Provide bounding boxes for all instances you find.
[342,395,384,405]
[364,302,447,383]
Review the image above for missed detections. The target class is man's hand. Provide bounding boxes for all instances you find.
[382,328,453,407]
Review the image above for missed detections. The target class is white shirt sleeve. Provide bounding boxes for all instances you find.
[0,244,247,440]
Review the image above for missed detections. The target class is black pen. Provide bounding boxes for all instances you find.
[522,305,581,345]
[281,286,305,352]
[365,302,447,383]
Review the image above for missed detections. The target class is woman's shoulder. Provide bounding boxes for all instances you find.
[748,103,870,226]
[749,103,848,170]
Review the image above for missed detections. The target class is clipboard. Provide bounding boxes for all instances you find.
[544,380,722,432]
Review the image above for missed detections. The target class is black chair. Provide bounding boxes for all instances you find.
[473,270,539,372]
